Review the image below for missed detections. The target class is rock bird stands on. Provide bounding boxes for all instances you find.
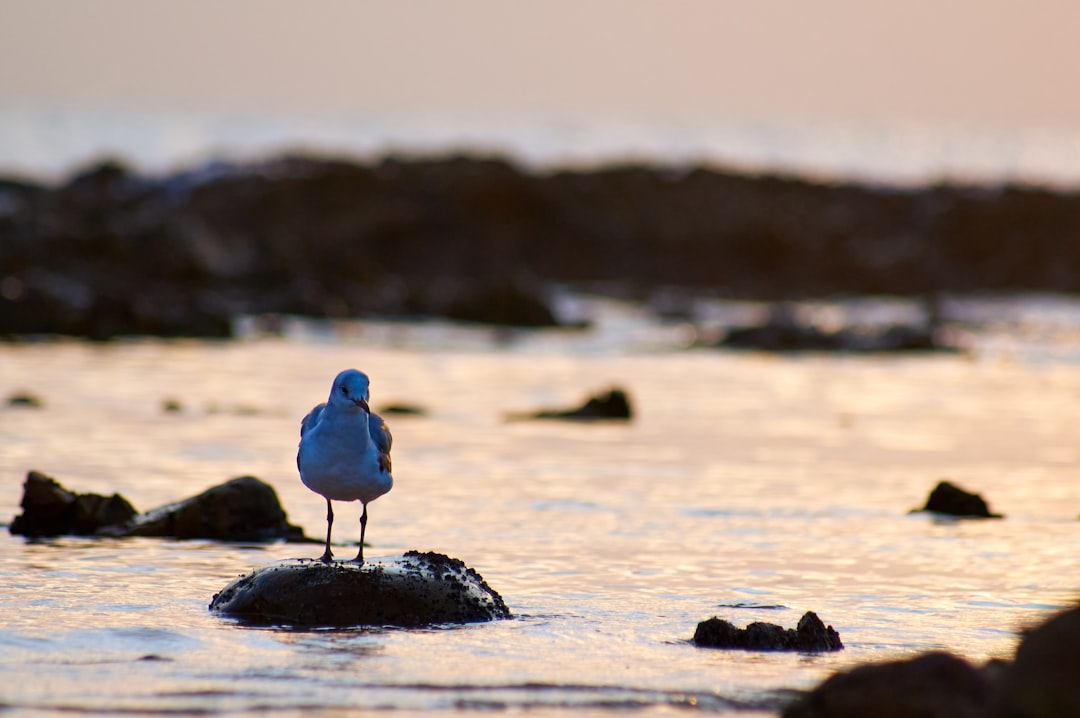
[297,369,394,562]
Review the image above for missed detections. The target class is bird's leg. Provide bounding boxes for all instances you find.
[319,499,334,563]
[354,503,368,563]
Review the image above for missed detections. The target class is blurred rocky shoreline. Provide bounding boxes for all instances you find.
[2,153,1078,340]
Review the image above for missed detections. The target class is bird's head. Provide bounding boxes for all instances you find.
[330,369,371,413]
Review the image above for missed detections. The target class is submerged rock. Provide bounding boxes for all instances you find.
[693,611,843,652]
[9,470,137,537]
[209,551,511,627]
[511,387,633,421]
[915,480,1003,519]
[119,475,307,542]
[9,471,307,542]
[5,391,43,408]
[782,651,989,718]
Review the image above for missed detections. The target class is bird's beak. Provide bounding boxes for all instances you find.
[354,397,370,412]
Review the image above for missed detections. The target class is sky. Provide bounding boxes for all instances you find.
[3,0,1078,128]
[1,2,1079,181]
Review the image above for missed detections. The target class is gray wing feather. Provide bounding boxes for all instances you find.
[370,412,393,472]
[300,403,326,437]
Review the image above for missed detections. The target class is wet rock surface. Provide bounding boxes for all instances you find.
[9,471,306,542]
[119,475,308,541]
[916,480,1003,519]
[693,611,843,652]
[511,387,633,421]
[9,470,137,538]
[6,155,1080,339]
[782,651,989,718]
[209,550,511,627]
[783,604,1080,717]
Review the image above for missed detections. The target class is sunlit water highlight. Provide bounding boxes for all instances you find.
[2,297,1079,715]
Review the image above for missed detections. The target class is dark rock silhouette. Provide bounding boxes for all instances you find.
[5,391,43,408]
[782,651,989,718]
[719,303,947,353]
[511,387,633,421]
[783,603,1080,717]
[9,470,137,537]
[989,604,1080,717]
[6,154,1080,339]
[378,403,428,416]
[916,480,1003,519]
[120,476,307,542]
[9,471,307,542]
[209,550,511,627]
[693,611,843,652]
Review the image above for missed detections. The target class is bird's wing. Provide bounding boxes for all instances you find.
[300,403,326,437]
[370,412,393,472]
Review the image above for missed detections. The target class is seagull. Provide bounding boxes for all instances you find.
[297,369,394,563]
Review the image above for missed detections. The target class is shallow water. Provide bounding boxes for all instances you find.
[2,302,1079,715]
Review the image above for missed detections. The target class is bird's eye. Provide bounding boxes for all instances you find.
[341,386,350,396]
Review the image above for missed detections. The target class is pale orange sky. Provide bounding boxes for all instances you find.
[2,0,1079,129]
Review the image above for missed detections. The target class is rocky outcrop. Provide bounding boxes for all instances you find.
[118,475,308,542]
[783,651,989,718]
[510,387,633,421]
[8,471,307,542]
[783,604,1080,717]
[915,480,1003,519]
[693,611,843,652]
[209,551,511,627]
[8,470,137,537]
[5,155,1080,339]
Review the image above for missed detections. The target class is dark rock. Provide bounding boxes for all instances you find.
[119,476,307,542]
[782,651,989,718]
[5,391,43,408]
[8,154,1080,340]
[443,281,558,327]
[9,470,137,537]
[916,480,1003,519]
[719,303,949,354]
[9,471,306,542]
[989,605,1080,717]
[693,611,843,652]
[513,387,633,421]
[378,403,428,416]
[209,550,511,627]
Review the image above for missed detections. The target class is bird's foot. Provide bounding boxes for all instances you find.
[318,550,334,564]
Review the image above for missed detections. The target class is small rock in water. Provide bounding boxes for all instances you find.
[782,651,989,718]
[120,476,307,542]
[378,402,428,416]
[6,391,43,408]
[511,387,633,421]
[9,470,137,537]
[209,550,511,627]
[9,471,307,542]
[693,611,843,652]
[915,480,1003,519]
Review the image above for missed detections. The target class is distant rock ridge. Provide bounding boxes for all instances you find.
[4,154,1080,339]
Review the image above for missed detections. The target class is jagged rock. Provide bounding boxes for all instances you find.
[9,471,306,542]
[693,611,843,652]
[782,651,989,718]
[209,550,511,627]
[9,470,137,537]
[512,387,633,421]
[119,476,307,542]
[989,605,1080,717]
[916,480,1002,519]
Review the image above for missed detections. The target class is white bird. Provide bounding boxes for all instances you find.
[297,369,393,562]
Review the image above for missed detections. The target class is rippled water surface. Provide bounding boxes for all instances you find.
[2,303,1079,715]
